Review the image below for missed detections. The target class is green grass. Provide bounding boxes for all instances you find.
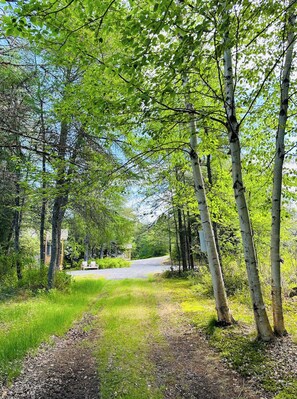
[94,279,164,399]
[0,278,105,382]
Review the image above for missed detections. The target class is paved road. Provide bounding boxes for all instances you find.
[68,256,172,280]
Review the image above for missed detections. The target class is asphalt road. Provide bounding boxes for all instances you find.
[68,256,172,280]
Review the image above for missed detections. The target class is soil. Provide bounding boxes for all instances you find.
[1,314,100,399]
[152,300,268,399]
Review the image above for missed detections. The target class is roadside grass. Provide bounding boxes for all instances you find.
[161,276,297,399]
[0,278,105,382]
[95,258,131,269]
[94,279,164,399]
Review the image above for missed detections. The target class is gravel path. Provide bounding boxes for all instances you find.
[1,314,99,399]
[68,256,172,280]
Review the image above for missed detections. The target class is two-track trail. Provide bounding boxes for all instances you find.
[1,261,266,399]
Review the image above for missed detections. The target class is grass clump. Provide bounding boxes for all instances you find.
[95,257,130,269]
[274,382,297,399]
[0,278,105,383]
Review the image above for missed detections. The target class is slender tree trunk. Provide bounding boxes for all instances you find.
[271,7,295,336]
[206,154,223,270]
[84,234,90,262]
[57,220,63,269]
[183,209,192,269]
[14,145,23,280]
[187,210,195,269]
[40,196,46,265]
[167,213,173,269]
[40,100,47,266]
[48,120,68,288]
[223,44,273,340]
[100,245,104,259]
[39,155,47,266]
[173,205,182,273]
[48,197,63,288]
[180,62,232,323]
[189,130,233,324]
[14,182,22,280]
[177,207,188,271]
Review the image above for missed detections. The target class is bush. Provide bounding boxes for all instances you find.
[0,255,17,289]
[95,257,130,269]
[55,270,72,290]
[161,262,248,298]
[17,268,47,291]
[17,268,71,292]
[223,265,249,296]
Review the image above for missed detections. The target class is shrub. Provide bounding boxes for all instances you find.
[17,268,71,292]
[55,270,72,290]
[223,265,249,296]
[95,257,130,269]
[17,268,47,291]
[161,262,248,298]
[0,255,17,289]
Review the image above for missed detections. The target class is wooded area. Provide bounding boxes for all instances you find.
[1,0,297,347]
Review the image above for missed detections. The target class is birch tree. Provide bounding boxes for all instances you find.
[271,2,296,336]
[216,2,273,339]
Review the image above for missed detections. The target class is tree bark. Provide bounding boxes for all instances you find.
[206,154,223,270]
[40,99,47,266]
[182,209,191,269]
[189,129,233,324]
[271,6,295,336]
[84,234,90,262]
[172,205,182,273]
[100,244,104,259]
[167,212,173,269]
[14,180,22,281]
[223,43,273,340]
[177,207,188,271]
[187,210,195,269]
[48,120,69,288]
[48,195,67,288]
[40,192,46,266]
[57,219,63,269]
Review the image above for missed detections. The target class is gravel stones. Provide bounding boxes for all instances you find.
[1,314,99,399]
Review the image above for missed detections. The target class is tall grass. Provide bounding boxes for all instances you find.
[0,279,105,381]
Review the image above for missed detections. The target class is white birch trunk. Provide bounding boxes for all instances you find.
[271,7,296,336]
[177,0,232,324]
[187,104,233,324]
[223,45,273,340]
